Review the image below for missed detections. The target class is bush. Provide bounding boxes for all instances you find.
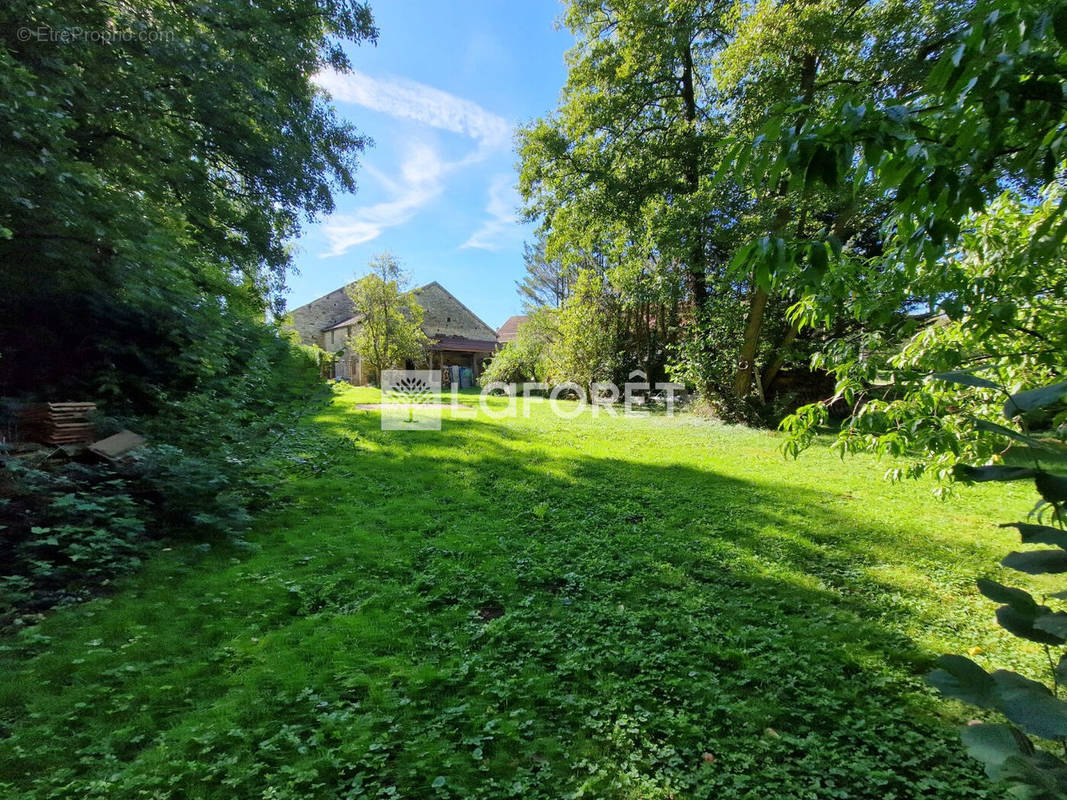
[0,461,145,616]
[0,335,329,625]
[482,309,555,385]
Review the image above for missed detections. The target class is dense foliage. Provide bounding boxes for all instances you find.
[1,341,328,623]
[727,0,1067,474]
[0,0,377,613]
[0,0,376,403]
[517,0,968,419]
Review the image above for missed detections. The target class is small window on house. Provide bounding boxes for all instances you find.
[447,317,451,322]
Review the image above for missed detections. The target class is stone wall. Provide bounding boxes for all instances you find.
[413,282,497,342]
[287,287,355,346]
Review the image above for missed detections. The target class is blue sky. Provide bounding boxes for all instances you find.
[286,0,573,330]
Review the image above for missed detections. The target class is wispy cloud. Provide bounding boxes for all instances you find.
[321,142,446,258]
[461,174,522,251]
[315,69,515,257]
[315,68,511,153]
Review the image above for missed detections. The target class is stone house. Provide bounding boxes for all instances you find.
[287,281,499,385]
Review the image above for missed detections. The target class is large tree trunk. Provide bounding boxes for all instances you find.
[762,200,855,393]
[762,320,800,391]
[733,287,769,398]
[732,51,819,402]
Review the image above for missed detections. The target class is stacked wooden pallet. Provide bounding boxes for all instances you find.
[20,402,97,445]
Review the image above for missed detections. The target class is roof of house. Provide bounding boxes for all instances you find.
[496,315,528,344]
[323,314,362,331]
[314,281,497,336]
[287,286,348,316]
[430,336,500,353]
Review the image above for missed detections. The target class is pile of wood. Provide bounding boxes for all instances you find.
[19,402,97,446]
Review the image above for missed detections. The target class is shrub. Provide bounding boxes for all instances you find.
[482,310,556,385]
[0,335,329,624]
[0,461,145,616]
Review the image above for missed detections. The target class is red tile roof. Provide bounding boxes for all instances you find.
[496,315,528,344]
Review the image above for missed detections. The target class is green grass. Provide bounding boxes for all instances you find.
[0,385,1051,798]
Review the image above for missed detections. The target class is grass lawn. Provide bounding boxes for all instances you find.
[0,385,1051,799]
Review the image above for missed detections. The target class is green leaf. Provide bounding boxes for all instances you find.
[808,145,839,189]
[927,655,998,709]
[1056,655,1067,686]
[977,578,1038,615]
[932,371,1000,389]
[1001,550,1067,575]
[953,465,1037,482]
[960,723,1032,775]
[973,419,1048,449]
[1055,6,1067,47]
[431,776,447,789]
[1000,522,1067,550]
[809,240,828,275]
[1035,612,1067,640]
[1004,381,1067,418]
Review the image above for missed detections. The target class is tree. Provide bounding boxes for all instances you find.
[728,0,1067,477]
[345,253,431,383]
[546,270,622,393]
[518,0,953,417]
[518,237,573,309]
[0,0,377,404]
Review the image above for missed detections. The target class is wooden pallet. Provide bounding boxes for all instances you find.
[19,403,97,445]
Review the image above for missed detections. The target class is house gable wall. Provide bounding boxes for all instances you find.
[286,280,496,352]
[288,288,355,347]
[413,282,497,342]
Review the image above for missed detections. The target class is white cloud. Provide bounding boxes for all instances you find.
[314,69,516,257]
[461,174,522,251]
[321,142,446,258]
[315,68,511,153]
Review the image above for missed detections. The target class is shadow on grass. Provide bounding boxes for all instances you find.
[0,397,1005,799]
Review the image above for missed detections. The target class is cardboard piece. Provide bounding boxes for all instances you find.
[89,430,146,460]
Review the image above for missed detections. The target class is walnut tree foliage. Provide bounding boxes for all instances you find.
[923,376,1067,800]
[0,0,377,405]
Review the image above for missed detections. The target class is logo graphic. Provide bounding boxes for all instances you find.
[380,370,442,430]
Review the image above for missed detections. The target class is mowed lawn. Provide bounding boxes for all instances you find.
[0,385,1049,799]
